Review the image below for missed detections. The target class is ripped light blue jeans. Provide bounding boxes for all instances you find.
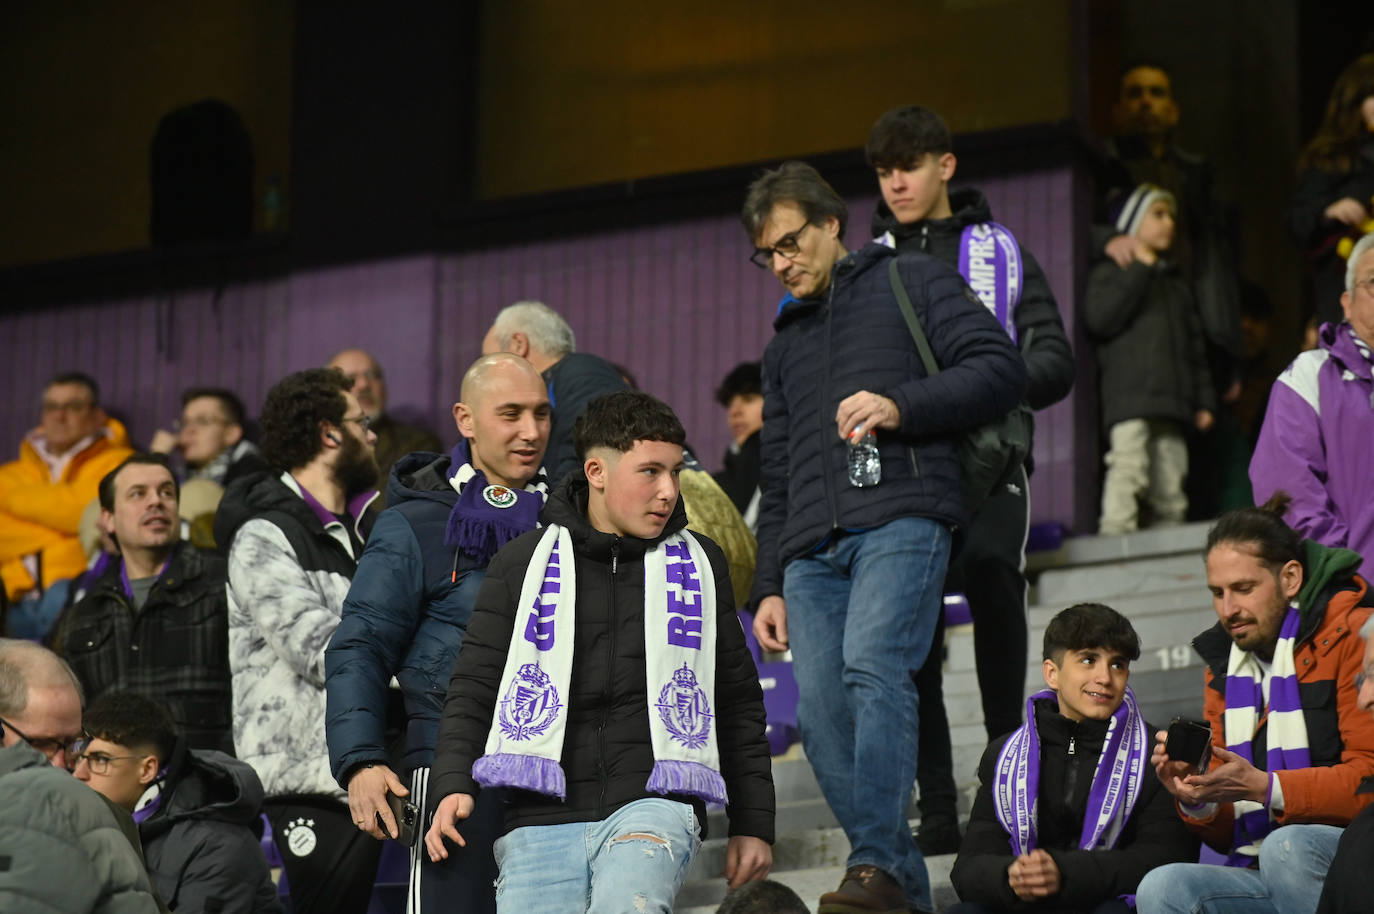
[491,798,700,914]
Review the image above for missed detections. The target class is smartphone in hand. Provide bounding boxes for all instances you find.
[1165,718,1213,773]
[381,791,421,847]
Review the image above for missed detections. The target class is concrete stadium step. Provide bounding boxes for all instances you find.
[1034,551,1208,606]
[1026,521,1211,576]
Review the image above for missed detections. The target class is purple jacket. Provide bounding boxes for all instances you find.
[1250,322,1374,581]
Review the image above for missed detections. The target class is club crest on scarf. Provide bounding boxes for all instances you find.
[496,662,563,742]
[657,664,713,750]
[483,484,518,509]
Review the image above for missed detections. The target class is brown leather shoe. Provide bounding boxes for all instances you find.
[817,864,910,914]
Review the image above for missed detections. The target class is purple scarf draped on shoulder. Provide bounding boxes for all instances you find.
[443,441,547,563]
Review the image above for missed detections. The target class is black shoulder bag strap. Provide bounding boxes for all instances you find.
[887,258,940,376]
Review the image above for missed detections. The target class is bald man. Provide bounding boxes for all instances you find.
[327,349,441,500]
[325,353,552,914]
[0,639,166,913]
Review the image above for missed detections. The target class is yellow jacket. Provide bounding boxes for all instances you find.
[0,418,133,600]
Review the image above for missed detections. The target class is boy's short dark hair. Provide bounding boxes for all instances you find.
[98,452,179,513]
[715,362,762,407]
[741,160,849,242]
[259,368,351,472]
[864,106,953,170]
[573,390,686,459]
[1042,602,1141,665]
[716,878,809,914]
[181,386,247,428]
[84,691,178,763]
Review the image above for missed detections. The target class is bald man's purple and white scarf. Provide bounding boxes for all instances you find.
[444,441,548,563]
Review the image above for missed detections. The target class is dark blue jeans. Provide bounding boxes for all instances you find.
[783,516,951,912]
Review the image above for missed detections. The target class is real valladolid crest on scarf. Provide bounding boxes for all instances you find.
[472,524,728,806]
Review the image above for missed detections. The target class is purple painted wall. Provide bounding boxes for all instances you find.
[0,165,1093,528]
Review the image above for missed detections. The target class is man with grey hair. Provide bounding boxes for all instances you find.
[0,638,165,913]
[1315,614,1374,913]
[481,301,627,482]
[1250,232,1374,582]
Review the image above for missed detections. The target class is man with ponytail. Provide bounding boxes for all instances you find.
[1136,493,1374,914]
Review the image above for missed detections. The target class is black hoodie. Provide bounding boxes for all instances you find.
[428,473,775,841]
[141,747,284,913]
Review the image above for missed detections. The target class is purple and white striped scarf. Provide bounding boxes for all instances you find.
[993,688,1150,857]
[472,524,727,805]
[1222,604,1309,863]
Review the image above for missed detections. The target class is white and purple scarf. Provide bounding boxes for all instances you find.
[472,524,727,805]
[1222,604,1309,863]
[993,687,1150,857]
[444,441,549,564]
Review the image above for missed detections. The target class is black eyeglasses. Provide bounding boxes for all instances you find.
[749,221,813,269]
[341,414,373,433]
[71,750,146,775]
[0,716,87,762]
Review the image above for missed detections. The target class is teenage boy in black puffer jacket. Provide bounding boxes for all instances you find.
[866,105,1077,855]
[425,390,774,914]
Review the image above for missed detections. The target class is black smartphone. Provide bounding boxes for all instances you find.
[382,791,421,847]
[1165,717,1213,772]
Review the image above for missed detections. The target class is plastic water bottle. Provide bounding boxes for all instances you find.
[847,426,881,487]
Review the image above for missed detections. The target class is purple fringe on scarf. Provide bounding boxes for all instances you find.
[646,760,728,807]
[473,753,567,800]
[444,511,530,561]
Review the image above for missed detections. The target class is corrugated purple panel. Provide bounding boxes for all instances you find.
[0,168,1089,526]
[0,280,293,453]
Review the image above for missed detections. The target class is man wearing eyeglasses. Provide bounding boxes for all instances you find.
[0,371,133,606]
[741,161,1026,914]
[1251,233,1374,585]
[52,452,234,754]
[328,349,441,500]
[149,387,268,488]
[72,691,283,914]
[0,638,165,913]
[214,367,382,914]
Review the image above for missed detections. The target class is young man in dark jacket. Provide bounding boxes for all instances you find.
[866,105,1076,853]
[74,691,283,914]
[424,390,774,913]
[325,352,552,914]
[55,452,232,754]
[744,160,1026,913]
[949,604,1197,913]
